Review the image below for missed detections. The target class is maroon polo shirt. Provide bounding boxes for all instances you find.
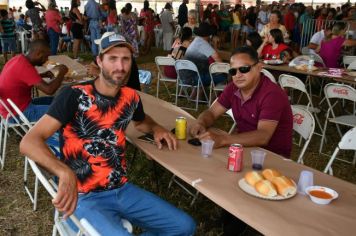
[218,75,293,158]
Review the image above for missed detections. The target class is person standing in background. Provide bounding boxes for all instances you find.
[45,2,62,55]
[178,0,188,28]
[85,0,103,56]
[160,3,174,51]
[120,3,139,57]
[106,0,118,32]
[70,0,83,60]
[140,0,154,55]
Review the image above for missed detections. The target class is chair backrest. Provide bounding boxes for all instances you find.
[291,105,315,164]
[0,98,29,134]
[343,55,356,67]
[27,157,97,236]
[324,83,356,102]
[347,60,356,70]
[209,62,230,74]
[155,56,176,81]
[338,127,356,151]
[174,59,199,74]
[311,53,326,68]
[278,74,308,94]
[261,69,277,84]
[7,99,32,128]
[292,105,315,141]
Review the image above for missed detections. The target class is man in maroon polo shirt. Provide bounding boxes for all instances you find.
[190,45,293,158]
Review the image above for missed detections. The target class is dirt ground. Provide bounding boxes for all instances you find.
[1,48,356,236]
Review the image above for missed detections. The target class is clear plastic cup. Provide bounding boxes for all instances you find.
[250,150,266,170]
[297,170,314,195]
[201,139,215,158]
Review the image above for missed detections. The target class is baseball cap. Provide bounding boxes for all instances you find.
[97,33,134,54]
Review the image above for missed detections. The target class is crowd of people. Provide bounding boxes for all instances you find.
[0,0,355,235]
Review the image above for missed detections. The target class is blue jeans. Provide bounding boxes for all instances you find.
[48,28,60,55]
[21,96,53,122]
[68,183,196,235]
[89,20,101,56]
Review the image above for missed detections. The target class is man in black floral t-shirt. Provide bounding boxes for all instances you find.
[20,33,196,235]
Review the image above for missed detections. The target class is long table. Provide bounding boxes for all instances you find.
[263,64,356,85]
[126,92,356,236]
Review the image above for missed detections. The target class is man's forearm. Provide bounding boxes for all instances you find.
[221,129,272,147]
[134,114,162,134]
[196,110,217,129]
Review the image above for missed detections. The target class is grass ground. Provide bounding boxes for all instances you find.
[0,47,356,236]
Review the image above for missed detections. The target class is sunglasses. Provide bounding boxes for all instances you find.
[228,62,258,76]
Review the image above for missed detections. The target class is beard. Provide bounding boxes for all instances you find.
[101,67,129,88]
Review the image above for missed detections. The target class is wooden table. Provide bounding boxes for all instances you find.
[263,64,356,85]
[126,92,356,236]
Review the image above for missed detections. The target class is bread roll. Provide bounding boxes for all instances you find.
[262,169,281,182]
[245,171,264,187]
[272,176,296,197]
[255,180,277,197]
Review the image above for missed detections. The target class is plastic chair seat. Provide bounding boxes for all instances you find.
[329,115,356,127]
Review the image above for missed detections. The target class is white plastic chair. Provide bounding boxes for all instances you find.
[278,74,324,137]
[208,62,230,106]
[211,99,236,134]
[261,68,277,84]
[26,157,101,236]
[291,105,315,164]
[343,55,356,68]
[319,83,356,154]
[174,59,208,111]
[312,53,326,68]
[323,127,356,176]
[0,99,29,170]
[347,60,356,70]
[155,56,176,99]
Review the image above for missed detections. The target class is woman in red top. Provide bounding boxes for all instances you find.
[45,2,62,55]
[140,0,154,55]
[258,28,292,62]
[107,0,118,32]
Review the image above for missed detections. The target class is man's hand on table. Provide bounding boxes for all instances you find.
[197,130,229,148]
[189,122,207,138]
[152,126,177,151]
[52,167,78,219]
[54,64,69,78]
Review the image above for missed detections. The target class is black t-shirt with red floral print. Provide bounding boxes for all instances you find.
[47,81,145,193]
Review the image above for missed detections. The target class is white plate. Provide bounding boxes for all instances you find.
[238,178,297,200]
[264,59,284,65]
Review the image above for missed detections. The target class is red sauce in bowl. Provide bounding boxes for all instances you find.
[310,190,333,199]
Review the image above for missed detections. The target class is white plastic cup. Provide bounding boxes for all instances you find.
[201,139,214,158]
[250,150,266,170]
[297,170,314,195]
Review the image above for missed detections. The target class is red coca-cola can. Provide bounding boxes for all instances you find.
[227,144,243,172]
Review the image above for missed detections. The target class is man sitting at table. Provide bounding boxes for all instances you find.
[0,39,68,122]
[20,33,196,235]
[190,45,293,158]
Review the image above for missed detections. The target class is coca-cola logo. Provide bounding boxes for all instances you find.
[332,88,348,95]
[293,113,304,125]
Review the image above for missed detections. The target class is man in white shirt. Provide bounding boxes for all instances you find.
[160,3,174,51]
[308,25,332,53]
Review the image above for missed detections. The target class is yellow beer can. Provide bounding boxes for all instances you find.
[175,117,187,140]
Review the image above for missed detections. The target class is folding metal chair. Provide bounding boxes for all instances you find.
[323,127,356,176]
[0,99,30,170]
[261,68,277,84]
[319,83,356,154]
[26,157,101,236]
[208,62,230,106]
[343,55,356,68]
[347,60,356,70]
[155,56,176,99]
[291,105,315,164]
[174,59,208,111]
[279,74,324,137]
